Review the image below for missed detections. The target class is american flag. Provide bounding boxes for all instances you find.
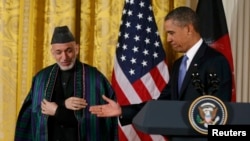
[111,0,169,140]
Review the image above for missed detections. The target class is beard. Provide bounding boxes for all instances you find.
[57,57,76,71]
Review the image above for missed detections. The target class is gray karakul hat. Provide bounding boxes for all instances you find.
[51,25,75,44]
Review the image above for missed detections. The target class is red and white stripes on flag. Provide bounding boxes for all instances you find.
[111,0,169,140]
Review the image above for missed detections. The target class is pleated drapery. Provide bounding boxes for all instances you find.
[0,0,185,140]
[1,0,250,140]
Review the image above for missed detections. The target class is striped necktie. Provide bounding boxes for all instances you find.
[178,55,188,93]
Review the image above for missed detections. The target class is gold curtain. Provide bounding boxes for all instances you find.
[0,0,185,140]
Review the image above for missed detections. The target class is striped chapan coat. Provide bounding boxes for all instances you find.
[15,60,118,141]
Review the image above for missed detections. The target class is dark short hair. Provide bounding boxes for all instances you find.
[164,6,200,33]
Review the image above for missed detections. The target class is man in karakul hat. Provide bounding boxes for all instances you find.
[15,26,118,141]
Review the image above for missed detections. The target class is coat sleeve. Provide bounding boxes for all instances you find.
[119,102,146,126]
[14,92,33,141]
[207,54,232,101]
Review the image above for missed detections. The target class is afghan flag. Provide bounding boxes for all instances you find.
[196,0,236,102]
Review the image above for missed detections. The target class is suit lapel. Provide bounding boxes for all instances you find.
[178,42,208,99]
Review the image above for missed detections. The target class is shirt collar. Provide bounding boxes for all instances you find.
[184,38,203,68]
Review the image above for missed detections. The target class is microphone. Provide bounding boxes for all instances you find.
[207,72,220,95]
[191,72,205,95]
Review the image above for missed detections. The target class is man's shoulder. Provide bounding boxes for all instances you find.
[78,63,97,73]
[82,63,96,69]
[79,62,108,79]
[200,42,226,58]
[35,64,57,76]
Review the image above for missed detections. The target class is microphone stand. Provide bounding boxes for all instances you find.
[191,71,220,96]
[191,72,206,95]
[207,73,220,95]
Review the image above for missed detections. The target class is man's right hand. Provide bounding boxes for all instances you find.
[89,95,122,117]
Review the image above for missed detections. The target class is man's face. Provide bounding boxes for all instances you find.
[164,19,191,53]
[51,41,79,71]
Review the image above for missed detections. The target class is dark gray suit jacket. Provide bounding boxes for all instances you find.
[158,41,232,101]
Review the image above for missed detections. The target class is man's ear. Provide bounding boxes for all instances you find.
[50,47,56,59]
[75,44,80,54]
[186,24,194,35]
[50,47,53,54]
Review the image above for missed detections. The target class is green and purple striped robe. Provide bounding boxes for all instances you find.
[15,60,118,141]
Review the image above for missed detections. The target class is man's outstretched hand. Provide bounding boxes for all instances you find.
[89,95,122,117]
